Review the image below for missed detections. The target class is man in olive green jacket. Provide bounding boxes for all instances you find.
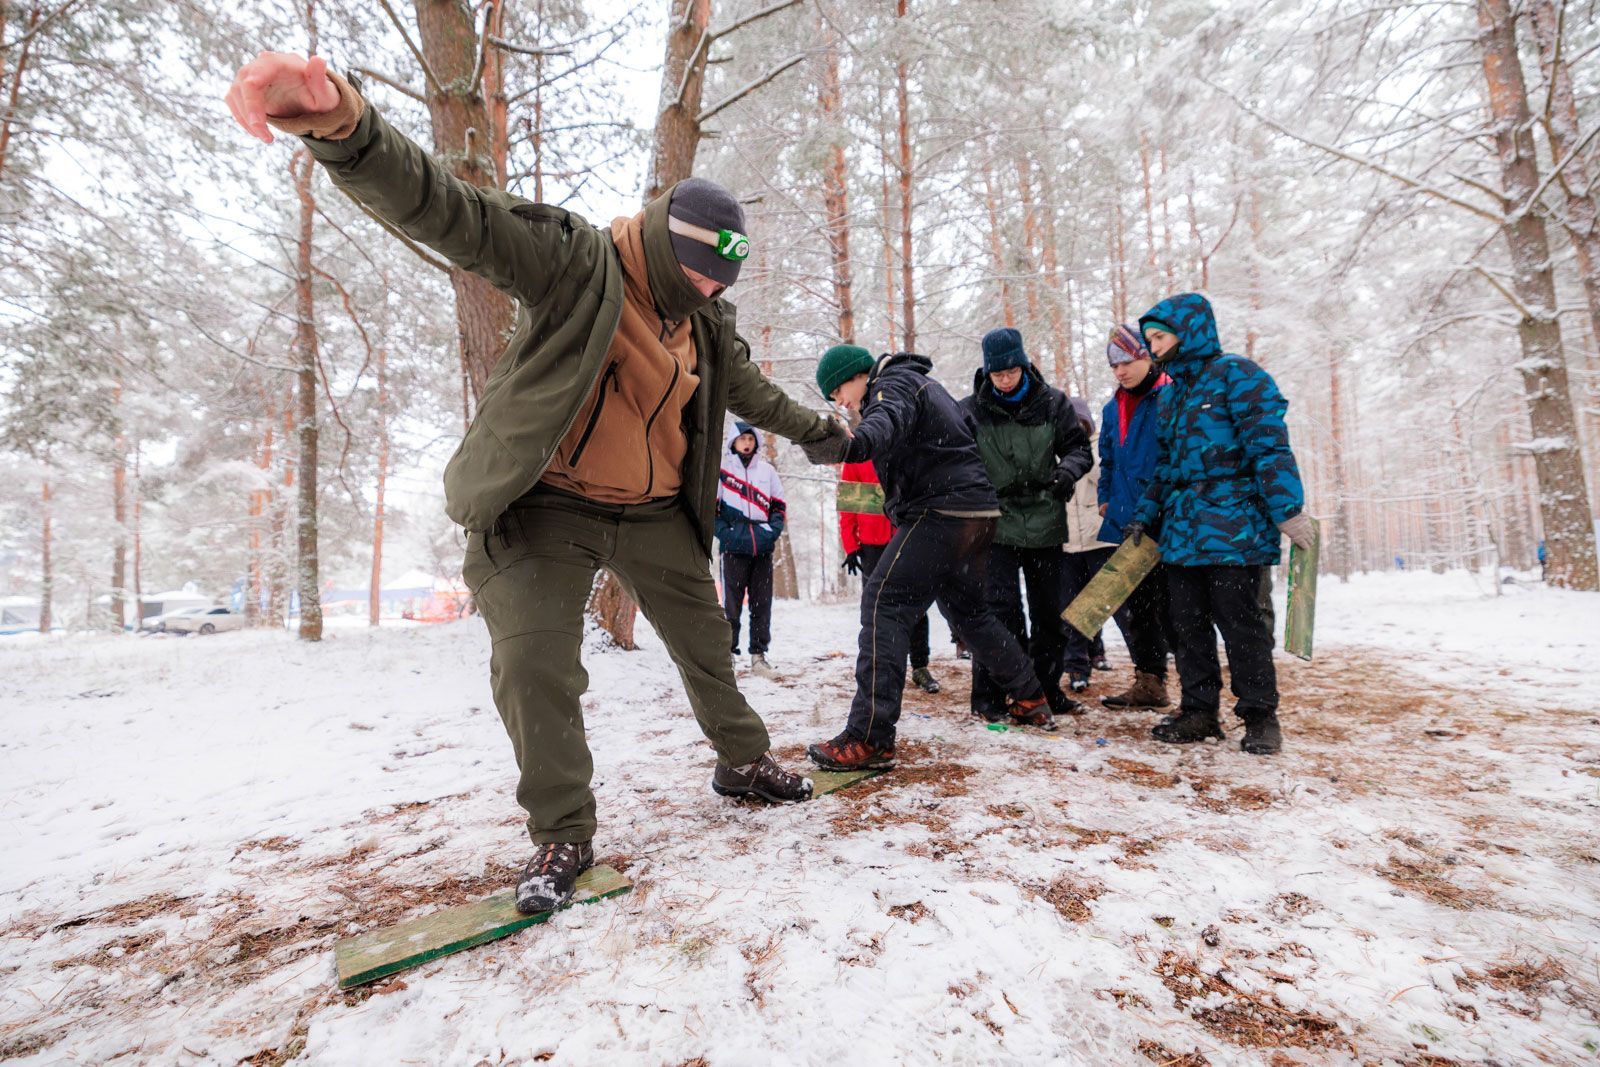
[226,52,848,914]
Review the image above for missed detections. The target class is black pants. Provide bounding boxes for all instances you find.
[721,552,773,654]
[858,543,930,669]
[849,514,1041,748]
[1165,564,1277,718]
[1112,561,1173,678]
[1060,547,1113,678]
[972,543,1065,719]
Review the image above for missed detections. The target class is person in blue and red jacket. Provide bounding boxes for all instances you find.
[715,422,787,679]
[839,459,941,694]
[1095,324,1175,711]
[1125,294,1312,755]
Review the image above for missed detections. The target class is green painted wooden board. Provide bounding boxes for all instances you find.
[836,480,885,515]
[1284,518,1320,661]
[334,864,632,989]
[809,767,884,795]
[1062,537,1162,639]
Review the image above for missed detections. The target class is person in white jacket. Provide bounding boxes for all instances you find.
[716,422,787,679]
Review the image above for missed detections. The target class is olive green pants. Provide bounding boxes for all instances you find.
[463,489,771,844]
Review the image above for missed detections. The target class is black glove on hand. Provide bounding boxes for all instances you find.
[801,419,852,465]
[1048,469,1076,501]
[1124,521,1147,547]
[842,550,862,576]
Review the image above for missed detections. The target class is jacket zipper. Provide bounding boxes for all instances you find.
[568,362,619,469]
[641,359,683,495]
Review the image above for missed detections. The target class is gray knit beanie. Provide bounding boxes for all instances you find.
[668,178,748,287]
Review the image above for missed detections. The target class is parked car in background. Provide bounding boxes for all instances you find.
[159,606,247,636]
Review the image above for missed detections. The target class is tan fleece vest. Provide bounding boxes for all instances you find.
[539,214,701,503]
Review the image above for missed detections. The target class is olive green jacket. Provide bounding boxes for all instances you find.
[297,102,830,554]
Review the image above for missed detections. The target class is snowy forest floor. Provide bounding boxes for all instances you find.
[1,572,1597,1066]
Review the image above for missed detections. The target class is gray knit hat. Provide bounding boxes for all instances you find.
[668,178,749,287]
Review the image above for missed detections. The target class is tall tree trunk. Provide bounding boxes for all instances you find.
[38,460,51,634]
[132,444,142,624]
[0,3,40,184]
[880,119,898,351]
[1015,154,1042,340]
[895,0,915,352]
[291,149,324,639]
[249,398,276,626]
[1111,199,1128,322]
[1476,0,1598,590]
[410,0,517,399]
[647,0,712,200]
[370,346,389,627]
[1527,0,1600,355]
[268,396,293,629]
[110,381,127,632]
[818,23,855,344]
[981,155,1017,327]
[1328,350,1353,581]
[1035,165,1072,394]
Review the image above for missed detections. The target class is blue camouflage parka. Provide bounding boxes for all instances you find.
[1132,293,1306,567]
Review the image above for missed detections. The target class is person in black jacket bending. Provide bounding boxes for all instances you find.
[799,344,1054,772]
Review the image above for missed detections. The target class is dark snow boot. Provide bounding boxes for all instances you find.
[910,666,942,693]
[1151,707,1225,745]
[1008,693,1058,732]
[808,732,896,771]
[1044,687,1088,718]
[1068,673,1090,694]
[515,841,595,915]
[1240,711,1283,755]
[712,752,814,802]
[1092,655,1113,672]
[1101,671,1171,709]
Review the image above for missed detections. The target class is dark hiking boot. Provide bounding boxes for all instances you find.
[910,666,941,694]
[1240,711,1283,755]
[1101,671,1171,709]
[971,704,1008,724]
[1045,688,1088,717]
[1092,656,1113,672]
[955,642,972,661]
[713,752,814,802]
[1068,673,1090,694]
[1008,694,1058,732]
[515,841,595,915]
[1151,708,1225,745]
[808,732,896,770]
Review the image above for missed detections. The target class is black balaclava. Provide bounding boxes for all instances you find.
[642,184,717,322]
[1128,362,1161,397]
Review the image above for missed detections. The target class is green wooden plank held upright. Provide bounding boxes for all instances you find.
[1061,537,1162,639]
[1284,518,1321,661]
[334,864,633,989]
[835,479,885,515]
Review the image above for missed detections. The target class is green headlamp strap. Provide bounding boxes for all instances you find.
[668,216,750,262]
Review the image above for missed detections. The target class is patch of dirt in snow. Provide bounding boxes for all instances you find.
[1154,949,1346,1051]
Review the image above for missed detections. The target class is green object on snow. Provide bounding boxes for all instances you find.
[1062,536,1162,639]
[1284,517,1320,661]
[986,722,1009,732]
[809,768,885,796]
[836,479,885,515]
[333,864,633,990]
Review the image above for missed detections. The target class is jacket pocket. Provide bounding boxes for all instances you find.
[567,361,620,469]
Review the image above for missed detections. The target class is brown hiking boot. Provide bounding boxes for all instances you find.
[1100,671,1171,709]
[712,752,814,802]
[808,732,896,771]
[1008,693,1058,732]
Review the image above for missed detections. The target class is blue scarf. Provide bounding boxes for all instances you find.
[995,374,1031,406]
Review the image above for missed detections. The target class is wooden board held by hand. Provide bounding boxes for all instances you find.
[1061,537,1162,639]
[1284,518,1320,661]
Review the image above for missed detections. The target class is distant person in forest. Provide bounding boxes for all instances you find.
[1095,325,1175,710]
[223,52,852,914]
[1125,294,1310,755]
[1059,396,1116,693]
[799,344,1057,772]
[959,328,1093,720]
[838,458,942,694]
[716,422,787,680]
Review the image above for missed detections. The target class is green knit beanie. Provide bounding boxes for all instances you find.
[1142,319,1176,340]
[816,344,875,399]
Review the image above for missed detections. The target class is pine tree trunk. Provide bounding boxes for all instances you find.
[647,0,712,201]
[1476,0,1599,590]
[268,396,293,629]
[0,3,40,184]
[110,382,127,632]
[370,346,389,627]
[895,0,915,351]
[818,25,855,344]
[291,150,324,639]
[1328,350,1353,581]
[132,445,142,625]
[1015,155,1042,340]
[39,463,51,634]
[980,155,1016,327]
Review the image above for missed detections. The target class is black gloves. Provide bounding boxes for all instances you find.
[842,549,863,576]
[801,420,852,465]
[1048,469,1076,501]
[1124,521,1147,547]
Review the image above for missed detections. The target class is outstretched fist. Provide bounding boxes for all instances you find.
[225,52,340,144]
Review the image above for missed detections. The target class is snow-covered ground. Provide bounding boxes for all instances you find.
[1,571,1596,1065]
